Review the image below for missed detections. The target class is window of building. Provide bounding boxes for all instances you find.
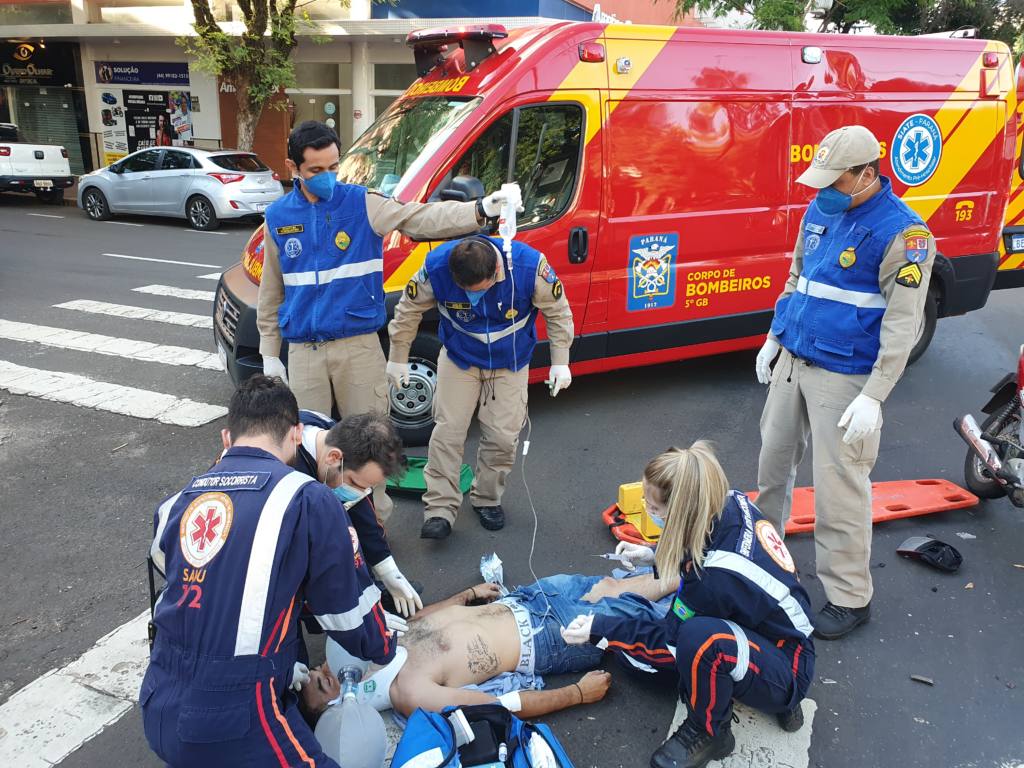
[371,63,417,123]
[0,2,72,24]
[286,62,353,149]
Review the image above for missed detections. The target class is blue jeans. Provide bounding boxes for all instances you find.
[505,573,668,676]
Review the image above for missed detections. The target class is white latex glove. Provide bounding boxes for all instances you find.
[372,556,423,618]
[262,355,288,385]
[614,541,656,571]
[291,662,310,692]
[560,614,595,645]
[386,361,410,389]
[755,337,781,385]
[838,393,881,445]
[546,365,572,397]
[481,182,524,217]
[384,610,408,636]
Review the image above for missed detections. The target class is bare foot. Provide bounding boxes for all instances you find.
[576,670,612,703]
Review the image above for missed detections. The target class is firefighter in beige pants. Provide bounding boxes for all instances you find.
[387,235,574,539]
[755,125,935,640]
[256,121,521,521]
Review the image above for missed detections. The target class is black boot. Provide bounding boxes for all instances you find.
[650,711,735,768]
[472,504,505,531]
[813,602,870,640]
[420,517,452,539]
[776,702,804,732]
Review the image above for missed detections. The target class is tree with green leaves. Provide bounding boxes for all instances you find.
[670,0,1024,50]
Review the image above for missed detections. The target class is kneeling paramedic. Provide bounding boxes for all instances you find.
[562,442,814,768]
[386,235,574,539]
[141,376,397,768]
[293,409,422,617]
[256,120,523,524]
[754,125,935,639]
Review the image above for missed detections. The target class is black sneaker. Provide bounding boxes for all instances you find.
[472,504,505,531]
[776,703,804,732]
[420,517,452,539]
[813,602,871,640]
[650,712,735,768]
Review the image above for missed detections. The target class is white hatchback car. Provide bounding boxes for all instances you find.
[77,147,284,230]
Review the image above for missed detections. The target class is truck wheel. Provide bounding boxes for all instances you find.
[187,195,220,231]
[963,410,1011,499]
[82,188,111,221]
[389,332,442,447]
[906,287,938,366]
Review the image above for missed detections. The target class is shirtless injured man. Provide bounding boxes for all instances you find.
[298,572,678,721]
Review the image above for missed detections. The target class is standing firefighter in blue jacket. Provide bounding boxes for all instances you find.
[754,125,936,640]
[141,376,397,768]
[386,235,575,539]
[561,442,815,768]
[256,120,522,524]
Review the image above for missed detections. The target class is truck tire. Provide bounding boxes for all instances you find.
[389,332,442,447]
[963,410,1010,500]
[906,287,938,366]
[82,188,111,221]
[187,195,220,231]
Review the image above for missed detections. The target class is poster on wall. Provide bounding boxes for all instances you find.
[123,90,194,152]
[94,62,189,87]
[97,89,129,166]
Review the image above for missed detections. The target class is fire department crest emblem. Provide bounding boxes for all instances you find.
[628,233,678,312]
[179,492,234,568]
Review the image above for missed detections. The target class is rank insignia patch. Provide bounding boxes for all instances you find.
[895,262,923,288]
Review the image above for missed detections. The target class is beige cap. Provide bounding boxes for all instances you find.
[796,125,881,189]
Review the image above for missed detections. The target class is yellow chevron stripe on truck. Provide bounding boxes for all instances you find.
[901,41,1010,227]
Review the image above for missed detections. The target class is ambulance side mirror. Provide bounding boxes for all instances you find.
[440,174,485,203]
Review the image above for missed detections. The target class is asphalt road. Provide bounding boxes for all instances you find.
[0,194,1022,768]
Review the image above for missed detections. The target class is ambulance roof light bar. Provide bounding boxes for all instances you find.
[406,24,508,77]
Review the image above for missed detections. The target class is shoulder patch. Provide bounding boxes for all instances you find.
[406,280,418,300]
[895,262,923,288]
[538,258,558,284]
[672,596,695,622]
[179,492,234,568]
[275,224,303,236]
[903,229,930,264]
[552,279,563,300]
[755,519,795,573]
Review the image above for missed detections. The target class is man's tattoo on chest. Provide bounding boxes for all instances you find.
[466,634,500,676]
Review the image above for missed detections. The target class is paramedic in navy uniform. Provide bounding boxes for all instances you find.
[561,442,815,768]
[140,376,397,768]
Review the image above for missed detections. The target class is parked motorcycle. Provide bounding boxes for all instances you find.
[954,344,1024,508]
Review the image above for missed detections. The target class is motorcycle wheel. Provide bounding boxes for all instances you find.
[963,408,1015,499]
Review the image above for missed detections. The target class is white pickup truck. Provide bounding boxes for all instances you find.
[0,123,75,204]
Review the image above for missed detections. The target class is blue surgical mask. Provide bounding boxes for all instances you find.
[465,288,488,307]
[814,185,852,216]
[649,512,665,530]
[300,171,336,202]
[333,484,365,504]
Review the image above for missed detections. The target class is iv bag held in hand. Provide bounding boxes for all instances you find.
[498,182,518,251]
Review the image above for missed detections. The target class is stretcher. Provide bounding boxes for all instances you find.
[604,479,978,543]
[387,456,474,496]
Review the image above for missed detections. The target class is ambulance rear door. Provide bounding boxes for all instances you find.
[594,27,793,362]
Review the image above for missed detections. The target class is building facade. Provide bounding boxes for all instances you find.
[0,0,689,175]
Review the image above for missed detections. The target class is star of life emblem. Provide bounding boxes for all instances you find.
[179,492,234,568]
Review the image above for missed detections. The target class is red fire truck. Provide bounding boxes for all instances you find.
[215,21,1017,444]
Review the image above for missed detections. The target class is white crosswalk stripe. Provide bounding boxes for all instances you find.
[196,272,222,281]
[0,318,222,369]
[54,299,213,328]
[133,284,216,302]
[0,361,227,426]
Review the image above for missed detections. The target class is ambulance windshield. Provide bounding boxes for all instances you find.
[338,96,481,197]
